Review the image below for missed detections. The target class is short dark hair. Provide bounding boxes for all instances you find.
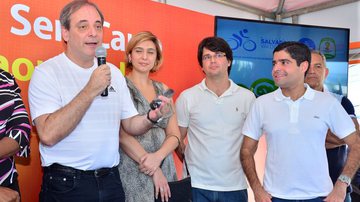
[197,37,233,75]
[273,41,311,74]
[60,0,104,30]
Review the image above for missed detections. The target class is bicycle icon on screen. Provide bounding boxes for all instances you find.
[227,29,257,51]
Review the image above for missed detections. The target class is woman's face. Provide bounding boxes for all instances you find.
[129,40,157,73]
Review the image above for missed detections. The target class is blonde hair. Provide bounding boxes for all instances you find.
[125,31,163,73]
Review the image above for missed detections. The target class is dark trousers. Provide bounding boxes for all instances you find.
[192,187,248,202]
[40,164,125,202]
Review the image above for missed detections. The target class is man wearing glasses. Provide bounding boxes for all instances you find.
[175,36,256,202]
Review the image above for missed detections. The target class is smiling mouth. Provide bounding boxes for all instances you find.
[274,73,286,78]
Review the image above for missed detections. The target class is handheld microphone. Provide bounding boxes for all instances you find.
[95,46,108,97]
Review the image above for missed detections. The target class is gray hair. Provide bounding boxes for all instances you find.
[311,50,327,65]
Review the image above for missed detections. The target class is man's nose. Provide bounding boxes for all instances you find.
[88,26,98,37]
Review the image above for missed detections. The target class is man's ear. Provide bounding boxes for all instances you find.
[300,61,309,73]
[61,26,69,43]
[228,60,231,67]
[324,67,329,78]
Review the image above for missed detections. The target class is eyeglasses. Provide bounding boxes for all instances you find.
[202,53,226,61]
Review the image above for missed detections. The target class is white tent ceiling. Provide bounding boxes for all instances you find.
[209,0,359,21]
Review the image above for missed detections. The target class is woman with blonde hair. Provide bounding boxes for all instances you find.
[118,31,181,202]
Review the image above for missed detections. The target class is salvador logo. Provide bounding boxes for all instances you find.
[319,37,336,59]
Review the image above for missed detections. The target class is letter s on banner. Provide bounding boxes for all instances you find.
[11,4,31,36]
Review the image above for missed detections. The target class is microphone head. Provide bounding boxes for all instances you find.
[95,46,107,57]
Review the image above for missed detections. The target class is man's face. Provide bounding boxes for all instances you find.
[62,5,103,65]
[272,50,307,89]
[201,48,230,78]
[305,53,329,91]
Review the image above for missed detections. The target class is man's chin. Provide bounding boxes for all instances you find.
[305,82,317,88]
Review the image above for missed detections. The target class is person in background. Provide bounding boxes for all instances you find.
[0,69,31,202]
[28,1,170,202]
[175,36,255,202]
[305,50,359,202]
[118,31,181,202]
[241,41,360,202]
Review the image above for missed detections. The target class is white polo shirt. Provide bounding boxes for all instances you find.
[242,85,355,200]
[176,79,256,191]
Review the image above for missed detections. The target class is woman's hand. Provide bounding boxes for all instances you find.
[153,169,171,202]
[139,152,163,176]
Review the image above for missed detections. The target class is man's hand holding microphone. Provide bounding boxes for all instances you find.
[83,46,110,98]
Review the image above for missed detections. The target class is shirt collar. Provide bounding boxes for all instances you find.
[274,83,315,101]
[199,78,238,97]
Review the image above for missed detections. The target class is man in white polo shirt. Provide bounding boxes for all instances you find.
[240,41,360,202]
[176,36,256,202]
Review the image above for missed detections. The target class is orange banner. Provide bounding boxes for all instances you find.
[0,1,213,201]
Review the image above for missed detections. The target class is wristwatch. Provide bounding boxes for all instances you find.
[338,174,351,186]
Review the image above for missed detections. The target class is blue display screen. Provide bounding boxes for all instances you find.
[215,16,350,97]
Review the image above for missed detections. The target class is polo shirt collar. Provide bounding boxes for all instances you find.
[199,78,238,97]
[274,83,315,101]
